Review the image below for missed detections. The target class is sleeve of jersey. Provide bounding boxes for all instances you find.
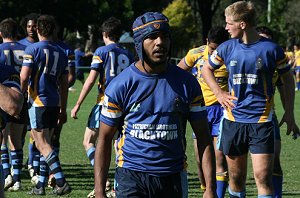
[22,46,34,68]
[184,50,197,68]
[100,93,123,127]
[208,47,224,70]
[188,80,207,121]
[275,47,290,75]
[2,74,21,91]
[68,50,75,68]
[91,48,104,71]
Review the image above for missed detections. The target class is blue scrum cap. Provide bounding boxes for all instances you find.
[132,12,170,61]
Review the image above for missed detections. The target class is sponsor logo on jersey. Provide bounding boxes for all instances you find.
[230,60,238,67]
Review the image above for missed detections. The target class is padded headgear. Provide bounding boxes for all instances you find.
[132,12,170,61]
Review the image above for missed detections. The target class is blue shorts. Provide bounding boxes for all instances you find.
[272,114,281,140]
[295,66,300,72]
[193,104,223,138]
[218,119,274,156]
[28,106,60,129]
[115,167,182,198]
[87,104,101,129]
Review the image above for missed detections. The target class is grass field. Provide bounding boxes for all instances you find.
[5,80,300,198]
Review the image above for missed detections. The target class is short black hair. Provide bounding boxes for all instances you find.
[0,18,19,39]
[20,13,39,32]
[256,26,273,39]
[207,26,229,45]
[37,15,56,37]
[101,17,122,42]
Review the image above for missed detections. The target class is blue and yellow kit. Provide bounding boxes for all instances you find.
[100,64,207,176]
[22,41,68,107]
[91,43,134,104]
[0,42,26,72]
[209,37,289,123]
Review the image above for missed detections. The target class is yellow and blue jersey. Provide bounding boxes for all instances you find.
[0,42,26,72]
[294,50,300,66]
[18,38,34,47]
[91,43,134,105]
[100,64,207,176]
[22,40,68,107]
[56,41,75,69]
[209,37,289,123]
[184,45,228,106]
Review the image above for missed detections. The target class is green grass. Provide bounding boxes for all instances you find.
[5,81,300,197]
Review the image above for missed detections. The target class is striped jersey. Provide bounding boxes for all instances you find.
[184,45,228,106]
[208,37,289,123]
[22,40,68,107]
[100,64,207,176]
[91,43,134,104]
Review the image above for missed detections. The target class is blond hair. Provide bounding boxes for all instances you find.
[225,1,257,26]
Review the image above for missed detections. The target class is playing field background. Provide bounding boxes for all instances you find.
[5,79,300,198]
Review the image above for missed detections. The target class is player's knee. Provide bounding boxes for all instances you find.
[229,171,246,188]
[254,171,272,185]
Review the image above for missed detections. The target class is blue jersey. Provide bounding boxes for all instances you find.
[209,37,289,123]
[22,41,68,107]
[101,64,207,176]
[74,48,85,67]
[0,65,21,129]
[18,38,34,46]
[91,43,134,104]
[0,42,26,72]
[56,41,75,68]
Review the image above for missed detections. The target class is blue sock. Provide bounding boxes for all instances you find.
[45,150,65,187]
[86,147,95,166]
[1,144,10,178]
[32,144,40,175]
[297,82,300,90]
[216,174,228,198]
[28,141,34,166]
[36,155,49,188]
[10,150,23,182]
[228,187,246,198]
[273,174,283,198]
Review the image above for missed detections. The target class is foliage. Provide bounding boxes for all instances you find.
[163,0,198,57]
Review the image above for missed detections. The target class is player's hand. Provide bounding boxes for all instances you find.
[58,110,67,125]
[215,90,237,110]
[279,112,300,139]
[71,104,80,119]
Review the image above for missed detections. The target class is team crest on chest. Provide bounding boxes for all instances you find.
[153,23,160,29]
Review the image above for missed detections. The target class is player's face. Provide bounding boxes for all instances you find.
[143,31,170,65]
[26,20,37,38]
[207,42,218,55]
[225,16,243,39]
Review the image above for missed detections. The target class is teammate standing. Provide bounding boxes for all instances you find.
[178,26,229,198]
[71,17,134,198]
[202,1,299,197]
[20,15,71,196]
[94,12,217,198]
[0,18,26,192]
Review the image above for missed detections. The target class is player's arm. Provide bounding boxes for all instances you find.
[58,73,69,125]
[20,65,31,94]
[0,83,23,117]
[190,118,217,197]
[71,69,99,119]
[94,121,117,198]
[68,66,76,87]
[177,57,192,72]
[279,70,300,138]
[202,62,237,110]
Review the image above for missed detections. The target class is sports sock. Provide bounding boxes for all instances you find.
[257,195,273,198]
[36,155,49,188]
[297,81,300,90]
[228,187,246,198]
[45,150,66,187]
[10,149,23,182]
[32,143,40,175]
[86,147,95,166]
[273,174,283,198]
[28,137,34,166]
[1,144,10,178]
[216,173,228,198]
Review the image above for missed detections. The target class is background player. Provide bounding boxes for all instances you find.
[178,26,229,198]
[0,18,26,191]
[71,16,134,198]
[20,15,71,196]
[202,1,299,197]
